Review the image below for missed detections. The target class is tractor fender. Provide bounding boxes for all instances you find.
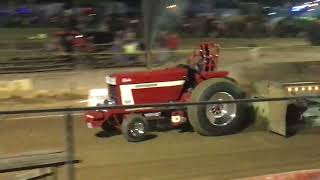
[200,71,229,80]
[223,77,238,84]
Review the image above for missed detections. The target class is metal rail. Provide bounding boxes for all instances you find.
[0,152,79,173]
[0,43,318,52]
[0,53,145,74]
[1,95,320,115]
[283,82,320,86]
[1,44,318,56]
[1,44,320,74]
[1,94,319,180]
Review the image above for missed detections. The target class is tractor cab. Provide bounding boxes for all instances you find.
[181,43,228,88]
[191,42,220,73]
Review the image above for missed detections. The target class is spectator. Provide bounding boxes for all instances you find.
[166,33,181,51]
[123,31,140,63]
[155,31,169,63]
[156,31,167,48]
[111,31,125,63]
[165,33,181,63]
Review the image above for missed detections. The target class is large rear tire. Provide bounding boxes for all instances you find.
[188,78,247,136]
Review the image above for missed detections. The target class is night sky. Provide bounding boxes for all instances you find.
[35,0,141,5]
[9,0,308,7]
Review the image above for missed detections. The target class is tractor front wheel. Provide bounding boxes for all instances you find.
[188,78,248,136]
[121,114,149,142]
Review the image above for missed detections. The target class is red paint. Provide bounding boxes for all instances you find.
[55,31,80,36]
[55,30,96,52]
[200,71,229,80]
[114,68,187,105]
[195,71,229,83]
[114,67,187,85]
[132,85,184,104]
[244,169,320,180]
[179,92,191,102]
[81,7,96,15]
[72,37,95,52]
[85,111,106,128]
[85,108,166,128]
[85,109,125,128]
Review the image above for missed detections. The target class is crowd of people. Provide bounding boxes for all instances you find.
[109,29,181,63]
[51,10,184,64]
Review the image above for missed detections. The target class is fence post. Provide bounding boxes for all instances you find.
[64,112,76,180]
[51,167,58,180]
[146,50,152,69]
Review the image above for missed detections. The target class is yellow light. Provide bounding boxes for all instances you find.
[308,86,313,91]
[301,87,306,91]
[295,87,299,91]
[166,4,177,9]
[315,86,319,91]
[288,87,292,92]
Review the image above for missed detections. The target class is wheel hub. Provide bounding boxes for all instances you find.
[130,122,145,137]
[206,92,237,126]
[210,104,225,118]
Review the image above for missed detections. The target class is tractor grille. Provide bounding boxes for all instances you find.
[109,85,117,103]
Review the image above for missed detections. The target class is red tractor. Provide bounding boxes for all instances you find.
[55,30,114,53]
[85,43,249,142]
[55,31,96,53]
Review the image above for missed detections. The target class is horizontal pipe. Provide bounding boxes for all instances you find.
[283,82,320,86]
[1,44,319,55]
[0,95,319,116]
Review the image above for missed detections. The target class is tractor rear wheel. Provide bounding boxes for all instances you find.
[121,114,149,142]
[188,78,247,136]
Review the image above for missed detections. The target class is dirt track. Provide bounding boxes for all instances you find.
[1,115,320,180]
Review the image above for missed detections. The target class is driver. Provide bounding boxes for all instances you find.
[187,48,207,72]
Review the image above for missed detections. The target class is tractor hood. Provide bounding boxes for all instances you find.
[109,67,188,85]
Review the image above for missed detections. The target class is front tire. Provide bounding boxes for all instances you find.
[121,114,149,142]
[188,78,247,136]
